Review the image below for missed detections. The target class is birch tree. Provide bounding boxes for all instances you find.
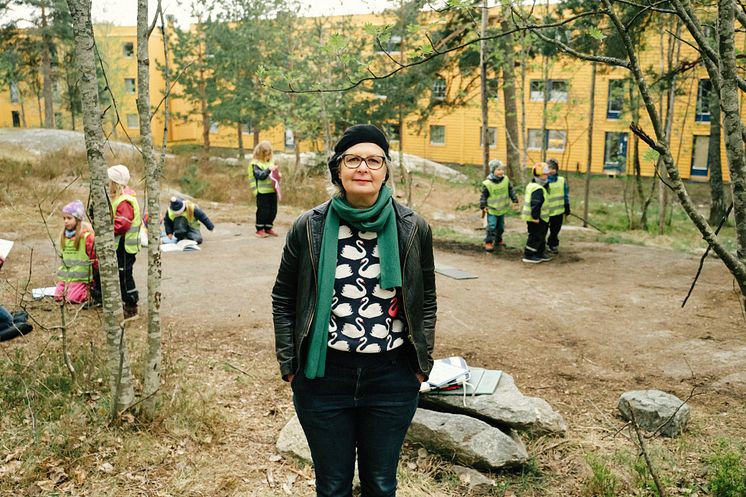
[137,0,162,416]
[66,0,136,416]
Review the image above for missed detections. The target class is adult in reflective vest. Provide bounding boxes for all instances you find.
[54,199,98,304]
[247,140,280,238]
[164,196,215,244]
[108,164,140,319]
[521,163,552,264]
[479,160,519,252]
[546,158,571,254]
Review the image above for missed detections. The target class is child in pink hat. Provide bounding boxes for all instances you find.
[55,200,98,304]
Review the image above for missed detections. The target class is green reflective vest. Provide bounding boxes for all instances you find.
[247,160,275,195]
[546,176,566,217]
[168,203,200,230]
[112,193,141,254]
[57,231,92,283]
[482,177,511,216]
[521,182,549,223]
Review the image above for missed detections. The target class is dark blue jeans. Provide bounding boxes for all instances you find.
[484,213,505,244]
[292,347,421,497]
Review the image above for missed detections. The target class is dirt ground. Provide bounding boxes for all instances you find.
[3,189,746,495]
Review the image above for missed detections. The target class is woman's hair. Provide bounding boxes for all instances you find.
[253,141,273,163]
[60,217,83,251]
[186,201,195,219]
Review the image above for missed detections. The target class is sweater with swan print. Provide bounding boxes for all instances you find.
[328,222,408,354]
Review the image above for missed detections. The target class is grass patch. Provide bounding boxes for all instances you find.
[707,440,746,497]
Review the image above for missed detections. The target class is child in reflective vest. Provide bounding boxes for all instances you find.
[55,200,97,304]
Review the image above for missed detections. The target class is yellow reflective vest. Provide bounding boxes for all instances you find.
[167,203,200,230]
[247,160,275,195]
[57,231,93,283]
[521,182,549,223]
[546,176,566,217]
[112,193,141,254]
[482,177,511,216]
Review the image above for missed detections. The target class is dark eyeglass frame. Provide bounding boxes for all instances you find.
[340,154,387,170]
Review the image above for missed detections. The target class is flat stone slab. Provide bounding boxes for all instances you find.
[618,389,690,437]
[420,372,567,435]
[407,408,528,471]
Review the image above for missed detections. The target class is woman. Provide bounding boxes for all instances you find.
[272,124,437,497]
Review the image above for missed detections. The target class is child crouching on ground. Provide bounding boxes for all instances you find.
[55,200,98,304]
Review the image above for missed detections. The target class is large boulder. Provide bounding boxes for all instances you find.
[276,414,312,463]
[419,372,567,435]
[407,409,528,471]
[618,390,690,437]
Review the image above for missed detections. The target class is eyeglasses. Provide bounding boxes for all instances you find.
[340,154,387,170]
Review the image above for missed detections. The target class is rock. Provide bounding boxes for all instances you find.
[451,465,497,495]
[617,390,690,437]
[419,372,567,435]
[276,415,312,463]
[407,409,528,471]
[389,152,468,181]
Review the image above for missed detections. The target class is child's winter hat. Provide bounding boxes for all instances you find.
[532,162,550,176]
[62,200,85,220]
[169,197,185,215]
[107,164,130,186]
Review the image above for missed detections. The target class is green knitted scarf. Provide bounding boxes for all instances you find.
[304,186,401,379]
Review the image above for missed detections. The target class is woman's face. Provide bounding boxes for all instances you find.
[338,142,387,208]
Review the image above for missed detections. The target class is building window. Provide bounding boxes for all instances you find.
[487,78,499,99]
[9,82,19,103]
[479,126,497,148]
[527,129,566,151]
[124,78,136,94]
[123,42,134,58]
[603,132,628,174]
[607,79,624,119]
[529,79,568,102]
[695,79,712,122]
[209,122,219,134]
[11,111,20,127]
[284,128,295,149]
[429,124,445,145]
[375,34,401,54]
[127,113,138,128]
[690,135,709,177]
[432,78,446,100]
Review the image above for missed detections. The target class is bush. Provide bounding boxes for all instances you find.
[708,441,746,497]
[582,454,620,497]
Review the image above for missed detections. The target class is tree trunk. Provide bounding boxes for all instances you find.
[541,53,549,162]
[707,85,726,226]
[499,16,522,184]
[293,130,300,169]
[66,0,135,416]
[198,45,210,156]
[479,0,490,177]
[716,0,746,306]
[253,128,259,148]
[17,85,28,127]
[519,32,528,169]
[137,0,163,417]
[237,120,244,159]
[583,63,596,228]
[40,0,55,129]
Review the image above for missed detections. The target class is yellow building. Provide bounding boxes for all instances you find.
[0,10,732,181]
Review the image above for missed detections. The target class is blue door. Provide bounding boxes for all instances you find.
[603,132,628,174]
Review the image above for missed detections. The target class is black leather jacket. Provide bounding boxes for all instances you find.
[272,199,437,380]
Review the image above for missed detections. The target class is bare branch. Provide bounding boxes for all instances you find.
[512,5,629,68]
[681,203,733,309]
[267,9,605,94]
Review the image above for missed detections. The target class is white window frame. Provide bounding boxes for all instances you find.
[124,78,136,94]
[126,113,138,129]
[432,78,446,100]
[479,126,497,149]
[530,79,568,102]
[429,124,445,145]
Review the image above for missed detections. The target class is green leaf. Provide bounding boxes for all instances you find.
[588,26,606,41]
[643,148,659,162]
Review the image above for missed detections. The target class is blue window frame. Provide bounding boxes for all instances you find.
[607,80,624,119]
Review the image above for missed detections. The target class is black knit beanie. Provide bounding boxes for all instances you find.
[328,124,390,186]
